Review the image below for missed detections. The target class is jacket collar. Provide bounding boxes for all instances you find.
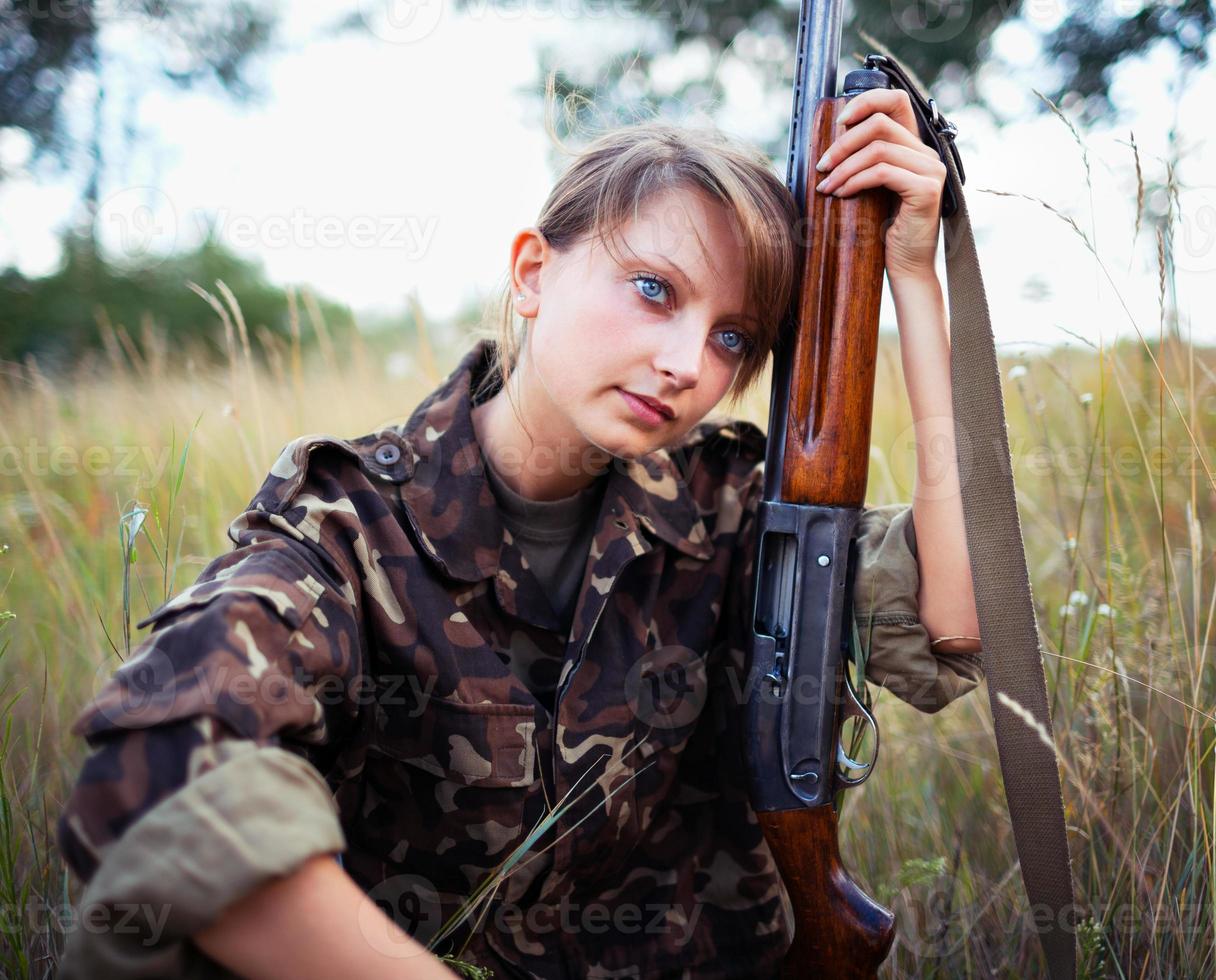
[394,338,713,583]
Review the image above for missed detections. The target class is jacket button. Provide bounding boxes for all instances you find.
[374,443,401,465]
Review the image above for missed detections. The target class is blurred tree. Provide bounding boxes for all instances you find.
[0,0,278,243]
[0,225,353,371]
[0,0,277,166]
[437,0,1213,157]
[1043,0,1213,119]
[0,1,283,370]
[0,0,97,178]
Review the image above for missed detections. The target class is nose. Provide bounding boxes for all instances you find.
[652,317,705,390]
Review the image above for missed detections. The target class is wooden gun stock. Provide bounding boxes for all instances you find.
[759,807,894,979]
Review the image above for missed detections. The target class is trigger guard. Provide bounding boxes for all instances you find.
[833,670,881,788]
[837,741,870,773]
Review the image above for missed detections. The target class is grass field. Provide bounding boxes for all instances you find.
[2,199,1214,976]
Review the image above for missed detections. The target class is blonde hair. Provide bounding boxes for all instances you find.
[474,76,802,415]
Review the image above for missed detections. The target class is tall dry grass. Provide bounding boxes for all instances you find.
[1,121,1213,978]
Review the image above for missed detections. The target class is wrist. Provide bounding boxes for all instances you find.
[887,266,942,292]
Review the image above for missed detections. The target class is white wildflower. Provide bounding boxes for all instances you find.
[1097,603,1114,618]
[121,506,149,543]
[1068,590,1089,607]
[1063,536,1076,553]
[1079,392,1093,405]
[1008,364,1028,380]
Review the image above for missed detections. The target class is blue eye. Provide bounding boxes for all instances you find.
[629,272,673,306]
[719,328,754,358]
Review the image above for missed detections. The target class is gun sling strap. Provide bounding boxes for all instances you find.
[861,54,1079,978]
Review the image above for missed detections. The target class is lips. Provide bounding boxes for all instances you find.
[623,390,674,419]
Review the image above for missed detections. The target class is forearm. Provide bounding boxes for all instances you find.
[888,270,982,651]
[193,854,458,979]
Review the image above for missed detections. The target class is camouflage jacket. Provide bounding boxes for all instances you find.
[57,338,984,979]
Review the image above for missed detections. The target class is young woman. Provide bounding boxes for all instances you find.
[57,94,983,980]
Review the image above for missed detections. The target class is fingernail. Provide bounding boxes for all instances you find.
[838,104,854,124]
[815,153,830,172]
[816,177,829,192]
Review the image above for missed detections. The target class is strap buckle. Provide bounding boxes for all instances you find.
[861,53,965,218]
[928,98,958,141]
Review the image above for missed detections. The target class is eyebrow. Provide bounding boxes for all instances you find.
[637,254,761,324]
[647,256,697,298]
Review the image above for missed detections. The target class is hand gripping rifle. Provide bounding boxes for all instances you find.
[741,5,1079,979]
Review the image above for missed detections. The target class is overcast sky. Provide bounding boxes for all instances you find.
[0,0,1213,355]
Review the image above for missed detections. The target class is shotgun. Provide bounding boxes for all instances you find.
[740,2,907,976]
[743,4,1079,977]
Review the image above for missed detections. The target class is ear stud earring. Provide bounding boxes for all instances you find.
[516,292,525,302]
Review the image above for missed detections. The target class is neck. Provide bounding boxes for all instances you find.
[471,364,613,501]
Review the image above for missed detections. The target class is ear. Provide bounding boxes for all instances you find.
[510,228,549,317]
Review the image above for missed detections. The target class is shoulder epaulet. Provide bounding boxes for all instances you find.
[252,428,417,515]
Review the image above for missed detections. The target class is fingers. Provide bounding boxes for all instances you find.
[816,109,936,175]
[818,159,943,212]
[815,140,946,200]
[814,87,945,204]
[835,87,918,135]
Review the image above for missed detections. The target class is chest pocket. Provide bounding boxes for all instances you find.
[356,677,540,893]
[370,677,537,787]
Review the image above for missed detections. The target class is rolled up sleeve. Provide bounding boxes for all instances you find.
[851,503,984,713]
[58,740,345,979]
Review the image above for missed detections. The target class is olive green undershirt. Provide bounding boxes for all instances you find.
[482,454,607,701]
